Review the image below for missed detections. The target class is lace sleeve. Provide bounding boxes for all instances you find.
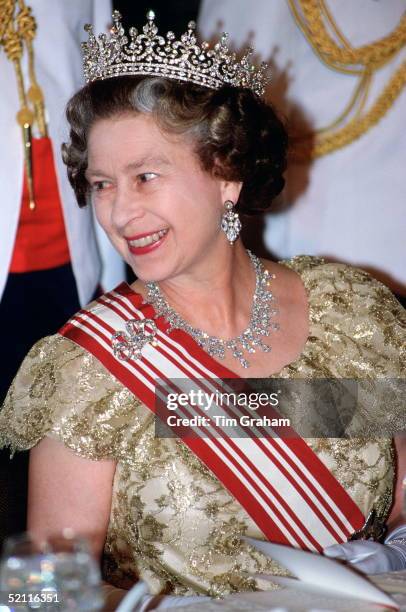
[285,255,405,378]
[0,334,147,460]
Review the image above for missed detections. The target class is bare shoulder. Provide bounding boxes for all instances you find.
[260,259,309,366]
[260,258,308,311]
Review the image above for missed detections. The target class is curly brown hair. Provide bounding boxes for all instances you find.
[62,76,288,214]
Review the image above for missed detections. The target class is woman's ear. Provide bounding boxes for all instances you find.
[211,157,242,205]
[219,179,243,205]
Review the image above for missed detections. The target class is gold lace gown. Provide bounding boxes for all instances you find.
[0,257,405,597]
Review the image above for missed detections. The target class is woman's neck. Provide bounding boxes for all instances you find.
[148,243,256,339]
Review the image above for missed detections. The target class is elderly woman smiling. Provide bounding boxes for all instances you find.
[1,10,405,610]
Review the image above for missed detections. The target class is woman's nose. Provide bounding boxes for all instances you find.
[111,183,144,231]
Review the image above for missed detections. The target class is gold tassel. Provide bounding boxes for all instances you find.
[1,0,49,208]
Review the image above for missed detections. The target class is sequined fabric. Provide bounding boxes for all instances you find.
[0,257,405,596]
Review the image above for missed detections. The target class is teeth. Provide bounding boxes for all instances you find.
[129,229,167,248]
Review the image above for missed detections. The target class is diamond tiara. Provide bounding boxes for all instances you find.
[81,10,269,97]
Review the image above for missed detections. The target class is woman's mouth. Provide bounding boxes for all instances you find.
[126,228,168,254]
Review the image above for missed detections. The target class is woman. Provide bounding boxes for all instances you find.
[1,10,405,609]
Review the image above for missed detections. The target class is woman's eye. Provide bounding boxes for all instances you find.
[91,181,110,192]
[138,172,157,183]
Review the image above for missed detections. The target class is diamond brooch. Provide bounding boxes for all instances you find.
[111,318,158,361]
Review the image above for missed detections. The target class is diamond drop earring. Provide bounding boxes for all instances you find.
[221,200,242,245]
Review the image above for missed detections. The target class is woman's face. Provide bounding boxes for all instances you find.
[86,113,239,283]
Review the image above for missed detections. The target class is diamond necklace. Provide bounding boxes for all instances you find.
[146,250,279,368]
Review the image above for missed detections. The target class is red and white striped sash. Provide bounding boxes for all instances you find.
[59,283,365,552]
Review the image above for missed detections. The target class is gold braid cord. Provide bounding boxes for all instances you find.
[0,0,48,209]
[288,0,406,161]
[17,0,47,136]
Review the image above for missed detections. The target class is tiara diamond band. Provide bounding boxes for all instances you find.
[81,10,269,97]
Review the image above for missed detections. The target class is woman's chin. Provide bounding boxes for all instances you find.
[130,264,174,285]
